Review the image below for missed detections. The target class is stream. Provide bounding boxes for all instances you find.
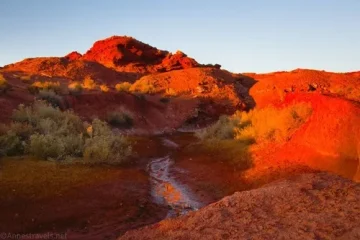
[147,137,204,217]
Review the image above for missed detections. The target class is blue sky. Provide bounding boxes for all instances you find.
[0,0,359,73]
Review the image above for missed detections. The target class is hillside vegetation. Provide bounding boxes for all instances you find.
[0,101,132,164]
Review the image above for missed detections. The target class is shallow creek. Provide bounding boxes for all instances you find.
[147,137,204,217]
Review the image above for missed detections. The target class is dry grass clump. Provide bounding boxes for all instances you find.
[20,75,32,81]
[0,74,11,94]
[129,80,155,94]
[233,103,312,143]
[195,103,312,167]
[100,84,110,92]
[28,81,61,94]
[68,81,83,95]
[197,103,312,144]
[115,82,132,92]
[82,76,97,90]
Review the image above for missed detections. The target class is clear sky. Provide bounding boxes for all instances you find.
[0,0,359,73]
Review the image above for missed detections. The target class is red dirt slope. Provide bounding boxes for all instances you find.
[244,93,360,184]
[63,92,199,133]
[120,172,360,240]
[131,68,252,112]
[3,58,139,85]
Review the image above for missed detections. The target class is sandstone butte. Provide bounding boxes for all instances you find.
[1,35,360,239]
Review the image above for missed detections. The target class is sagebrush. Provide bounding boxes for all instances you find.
[0,101,132,164]
[107,109,134,128]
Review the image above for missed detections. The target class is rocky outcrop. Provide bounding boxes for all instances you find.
[64,51,82,61]
[245,69,360,107]
[3,36,215,83]
[120,172,360,240]
[82,36,200,73]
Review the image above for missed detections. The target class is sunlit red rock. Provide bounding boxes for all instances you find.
[64,51,82,61]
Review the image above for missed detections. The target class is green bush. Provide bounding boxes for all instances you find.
[83,119,132,164]
[28,133,66,159]
[37,90,63,108]
[7,122,34,140]
[2,101,132,163]
[0,131,24,156]
[12,102,64,126]
[107,110,134,128]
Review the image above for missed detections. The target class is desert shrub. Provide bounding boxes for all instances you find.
[12,102,63,125]
[68,81,83,95]
[0,131,24,156]
[194,103,312,168]
[3,101,132,163]
[107,110,134,128]
[0,124,7,136]
[28,81,61,94]
[196,115,242,141]
[197,103,312,144]
[130,80,155,94]
[115,82,132,92]
[28,133,66,159]
[37,90,63,107]
[11,101,85,160]
[7,122,34,140]
[28,132,84,160]
[100,84,109,92]
[82,76,97,90]
[83,119,132,164]
[233,103,312,143]
[0,74,11,94]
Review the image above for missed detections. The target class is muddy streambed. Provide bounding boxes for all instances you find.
[147,137,204,217]
[0,131,245,239]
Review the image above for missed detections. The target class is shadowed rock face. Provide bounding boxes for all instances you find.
[120,172,360,240]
